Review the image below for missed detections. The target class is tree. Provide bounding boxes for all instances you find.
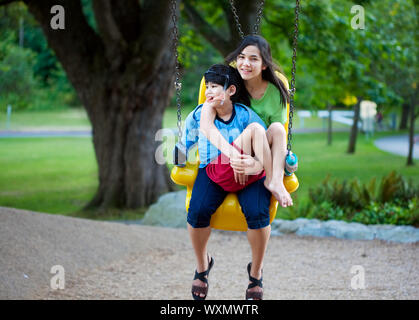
[365,0,418,165]
[0,0,273,214]
[0,0,181,211]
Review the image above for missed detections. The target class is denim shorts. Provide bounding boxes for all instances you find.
[187,168,271,230]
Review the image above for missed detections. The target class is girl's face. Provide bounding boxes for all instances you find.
[236,45,266,81]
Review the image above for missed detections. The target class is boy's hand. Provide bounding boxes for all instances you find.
[204,91,227,108]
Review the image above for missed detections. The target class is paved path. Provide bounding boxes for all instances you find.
[1,207,418,300]
[0,130,91,138]
[374,135,419,159]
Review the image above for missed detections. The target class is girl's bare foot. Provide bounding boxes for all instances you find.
[264,179,293,207]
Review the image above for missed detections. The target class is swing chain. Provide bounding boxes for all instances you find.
[229,0,265,39]
[171,0,183,143]
[229,0,244,39]
[253,0,265,35]
[287,0,300,153]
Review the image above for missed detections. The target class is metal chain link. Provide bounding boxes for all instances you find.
[229,0,265,39]
[171,0,183,143]
[229,0,244,39]
[287,0,300,153]
[253,0,265,35]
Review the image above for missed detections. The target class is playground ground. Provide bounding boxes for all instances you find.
[1,206,417,300]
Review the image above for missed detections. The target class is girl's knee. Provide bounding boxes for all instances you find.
[268,122,286,136]
[247,122,266,136]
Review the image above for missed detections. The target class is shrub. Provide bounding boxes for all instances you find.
[306,171,419,226]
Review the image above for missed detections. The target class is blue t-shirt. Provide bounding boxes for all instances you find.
[177,103,267,168]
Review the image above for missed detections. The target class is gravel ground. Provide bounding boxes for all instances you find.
[0,206,417,300]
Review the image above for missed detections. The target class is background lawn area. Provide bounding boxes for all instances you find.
[1,108,418,221]
[0,137,98,215]
[0,109,92,131]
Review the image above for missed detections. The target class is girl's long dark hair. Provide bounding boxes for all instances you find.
[225,35,289,108]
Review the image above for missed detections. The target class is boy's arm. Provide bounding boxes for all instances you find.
[200,102,241,159]
[173,112,198,167]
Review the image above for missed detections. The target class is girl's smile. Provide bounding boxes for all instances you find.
[236,45,266,80]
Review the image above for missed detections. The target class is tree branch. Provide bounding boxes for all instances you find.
[91,0,126,66]
[136,0,175,71]
[23,0,105,102]
[109,0,141,43]
[0,0,18,6]
[183,0,232,56]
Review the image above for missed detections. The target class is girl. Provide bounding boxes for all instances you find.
[198,36,294,300]
[200,35,293,209]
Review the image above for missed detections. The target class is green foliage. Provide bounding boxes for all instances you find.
[0,3,79,111]
[305,171,419,226]
[0,32,36,109]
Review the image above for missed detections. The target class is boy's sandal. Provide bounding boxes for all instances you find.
[245,262,263,300]
[191,255,214,300]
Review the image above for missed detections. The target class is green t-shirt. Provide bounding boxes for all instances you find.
[249,82,287,126]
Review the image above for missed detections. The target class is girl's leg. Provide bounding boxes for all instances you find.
[188,224,212,298]
[265,122,293,207]
[233,122,292,207]
[237,176,272,299]
[233,122,274,183]
[247,225,271,297]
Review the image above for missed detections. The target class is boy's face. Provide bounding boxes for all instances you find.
[205,81,228,104]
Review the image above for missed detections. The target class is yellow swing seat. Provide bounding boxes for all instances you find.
[171,74,299,232]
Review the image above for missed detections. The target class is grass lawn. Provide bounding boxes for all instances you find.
[0,109,418,221]
[2,107,355,131]
[0,108,92,131]
[0,137,98,215]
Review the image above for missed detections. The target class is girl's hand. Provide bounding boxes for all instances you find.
[231,154,263,176]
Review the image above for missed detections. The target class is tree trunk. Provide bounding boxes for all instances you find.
[327,103,332,146]
[347,97,362,154]
[83,52,175,211]
[399,103,410,130]
[407,89,418,166]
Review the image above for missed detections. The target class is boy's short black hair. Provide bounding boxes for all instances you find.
[204,64,249,104]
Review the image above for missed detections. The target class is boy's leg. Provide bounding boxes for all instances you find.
[265,122,293,207]
[187,168,227,298]
[188,224,212,298]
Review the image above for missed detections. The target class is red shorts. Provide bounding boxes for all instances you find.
[206,142,266,192]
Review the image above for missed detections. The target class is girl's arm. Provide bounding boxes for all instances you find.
[230,154,264,176]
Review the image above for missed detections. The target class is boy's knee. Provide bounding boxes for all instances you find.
[187,205,213,228]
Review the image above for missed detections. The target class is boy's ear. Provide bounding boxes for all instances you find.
[228,85,236,96]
